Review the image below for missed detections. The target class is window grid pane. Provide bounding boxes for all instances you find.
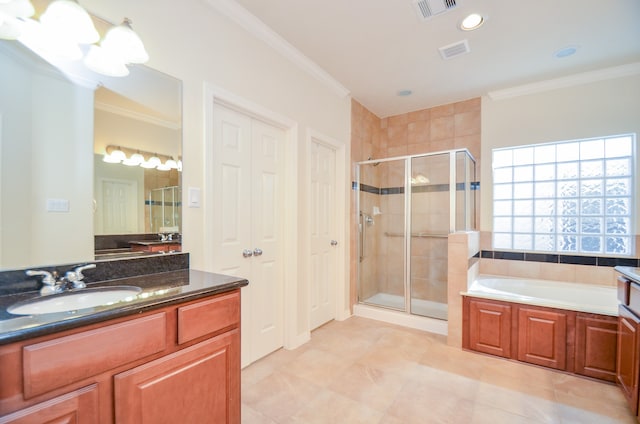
[492,134,635,256]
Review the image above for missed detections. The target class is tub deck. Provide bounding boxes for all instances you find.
[462,275,618,316]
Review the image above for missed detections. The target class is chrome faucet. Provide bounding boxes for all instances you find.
[26,264,96,296]
[61,264,96,290]
[25,270,60,295]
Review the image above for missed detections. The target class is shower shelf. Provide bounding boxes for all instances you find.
[384,232,448,238]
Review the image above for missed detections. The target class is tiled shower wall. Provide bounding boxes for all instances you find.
[350,98,482,308]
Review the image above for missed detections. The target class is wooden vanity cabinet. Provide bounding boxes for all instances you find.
[463,296,617,382]
[0,289,241,424]
[464,298,512,358]
[575,313,618,382]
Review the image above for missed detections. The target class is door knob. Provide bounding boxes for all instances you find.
[331,240,338,246]
[253,248,263,256]
[242,249,253,258]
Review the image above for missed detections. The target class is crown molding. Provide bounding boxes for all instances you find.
[488,62,640,101]
[95,101,182,130]
[204,0,350,98]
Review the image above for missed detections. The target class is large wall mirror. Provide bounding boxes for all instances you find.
[0,16,182,271]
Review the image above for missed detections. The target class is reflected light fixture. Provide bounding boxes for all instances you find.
[140,155,161,169]
[104,145,180,172]
[122,152,145,166]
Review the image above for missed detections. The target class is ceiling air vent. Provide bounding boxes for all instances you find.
[438,39,470,60]
[413,0,458,21]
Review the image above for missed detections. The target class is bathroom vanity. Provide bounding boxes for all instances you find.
[0,267,247,423]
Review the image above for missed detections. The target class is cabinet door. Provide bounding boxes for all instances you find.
[0,385,98,424]
[517,307,568,370]
[467,299,512,358]
[575,314,618,382]
[617,306,640,415]
[114,329,240,424]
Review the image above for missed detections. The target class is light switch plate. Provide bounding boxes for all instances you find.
[188,187,201,208]
[46,198,70,212]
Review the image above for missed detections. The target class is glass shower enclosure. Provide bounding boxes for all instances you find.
[356,149,476,320]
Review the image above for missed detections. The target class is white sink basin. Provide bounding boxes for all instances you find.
[7,286,142,315]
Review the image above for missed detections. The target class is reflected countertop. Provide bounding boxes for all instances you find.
[615,266,640,284]
[0,269,248,345]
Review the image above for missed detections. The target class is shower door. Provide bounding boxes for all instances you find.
[357,159,407,311]
[409,154,450,319]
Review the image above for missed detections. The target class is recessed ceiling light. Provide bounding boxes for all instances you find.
[554,45,579,59]
[397,89,413,96]
[460,13,484,31]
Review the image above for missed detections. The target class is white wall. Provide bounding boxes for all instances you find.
[481,74,640,233]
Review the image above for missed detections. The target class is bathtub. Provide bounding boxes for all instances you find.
[463,275,618,316]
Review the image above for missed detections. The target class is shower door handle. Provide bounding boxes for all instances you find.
[330,240,338,246]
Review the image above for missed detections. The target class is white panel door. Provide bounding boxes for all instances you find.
[212,104,284,367]
[309,140,337,329]
[100,179,137,234]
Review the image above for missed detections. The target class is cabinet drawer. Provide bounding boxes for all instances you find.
[0,384,99,424]
[178,291,240,344]
[618,276,630,305]
[629,282,640,315]
[23,313,167,398]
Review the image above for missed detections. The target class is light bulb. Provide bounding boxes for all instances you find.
[84,44,129,77]
[122,153,144,166]
[101,18,148,64]
[40,0,99,44]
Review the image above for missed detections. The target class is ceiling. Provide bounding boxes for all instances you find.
[230,0,640,117]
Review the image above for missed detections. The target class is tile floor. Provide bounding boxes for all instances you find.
[241,316,635,424]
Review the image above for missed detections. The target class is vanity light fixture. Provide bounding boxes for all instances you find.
[460,13,484,31]
[0,0,35,39]
[101,18,148,64]
[40,0,99,44]
[8,1,149,77]
[102,146,126,163]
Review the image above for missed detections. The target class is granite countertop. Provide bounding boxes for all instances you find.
[616,266,640,284]
[0,269,248,345]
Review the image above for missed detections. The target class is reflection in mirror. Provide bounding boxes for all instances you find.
[0,14,182,271]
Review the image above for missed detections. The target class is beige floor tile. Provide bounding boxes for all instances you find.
[475,383,560,424]
[242,370,321,422]
[328,362,407,412]
[280,348,353,387]
[283,389,384,424]
[241,317,634,424]
[471,404,546,424]
[386,378,475,423]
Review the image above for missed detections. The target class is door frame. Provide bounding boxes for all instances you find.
[203,83,305,350]
[305,129,350,328]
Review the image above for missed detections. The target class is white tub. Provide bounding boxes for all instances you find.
[463,275,618,316]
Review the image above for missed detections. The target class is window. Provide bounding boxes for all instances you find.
[492,134,635,256]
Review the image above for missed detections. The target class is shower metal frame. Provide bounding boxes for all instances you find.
[355,148,476,317]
